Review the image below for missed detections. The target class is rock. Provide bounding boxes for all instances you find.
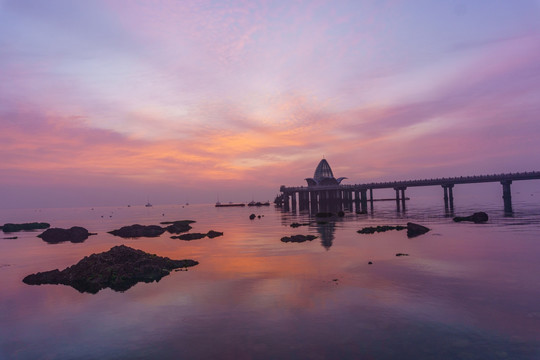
[171,233,207,241]
[406,222,430,238]
[368,261,373,265]
[453,212,489,223]
[280,234,318,243]
[22,245,198,294]
[357,225,406,234]
[38,227,95,244]
[108,224,165,238]
[290,222,310,228]
[206,230,223,238]
[160,220,195,234]
[315,212,334,218]
[396,253,409,256]
[3,236,18,240]
[337,211,345,217]
[249,214,256,220]
[160,220,196,225]
[1,222,50,232]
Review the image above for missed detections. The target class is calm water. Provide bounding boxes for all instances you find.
[1,192,539,359]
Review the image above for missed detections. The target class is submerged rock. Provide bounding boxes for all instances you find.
[206,230,223,238]
[22,245,198,294]
[406,222,430,238]
[108,224,165,238]
[453,212,489,223]
[396,253,409,256]
[1,222,50,232]
[357,225,406,234]
[171,233,207,241]
[280,234,318,243]
[38,227,95,244]
[290,222,310,228]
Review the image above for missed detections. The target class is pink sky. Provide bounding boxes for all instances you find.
[1,0,540,208]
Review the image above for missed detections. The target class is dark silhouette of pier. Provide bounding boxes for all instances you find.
[278,159,540,214]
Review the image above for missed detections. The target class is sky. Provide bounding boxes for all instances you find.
[1,0,540,208]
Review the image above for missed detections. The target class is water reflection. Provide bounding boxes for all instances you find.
[315,221,336,250]
[2,203,540,359]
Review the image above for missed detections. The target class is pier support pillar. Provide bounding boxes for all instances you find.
[360,189,368,213]
[501,180,513,214]
[394,187,407,211]
[310,191,318,214]
[291,192,297,212]
[283,193,290,211]
[299,191,309,211]
[442,184,454,210]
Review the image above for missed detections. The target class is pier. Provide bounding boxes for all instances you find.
[278,159,540,214]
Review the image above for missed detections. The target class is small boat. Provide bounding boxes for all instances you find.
[145,202,152,207]
[215,202,245,207]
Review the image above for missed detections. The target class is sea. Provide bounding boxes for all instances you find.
[1,185,539,359]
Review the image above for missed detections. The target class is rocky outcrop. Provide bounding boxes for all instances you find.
[406,222,430,238]
[22,245,198,294]
[160,220,195,234]
[108,224,165,238]
[453,212,489,223]
[171,233,207,241]
[38,227,96,244]
[357,225,406,234]
[280,234,318,243]
[206,230,223,238]
[1,222,50,232]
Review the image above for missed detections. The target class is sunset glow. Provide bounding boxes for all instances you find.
[1,0,539,208]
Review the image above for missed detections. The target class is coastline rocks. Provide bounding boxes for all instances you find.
[38,227,95,244]
[280,234,318,243]
[453,212,489,223]
[22,245,198,294]
[108,224,165,238]
[1,222,50,232]
[357,225,406,234]
[406,222,430,238]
